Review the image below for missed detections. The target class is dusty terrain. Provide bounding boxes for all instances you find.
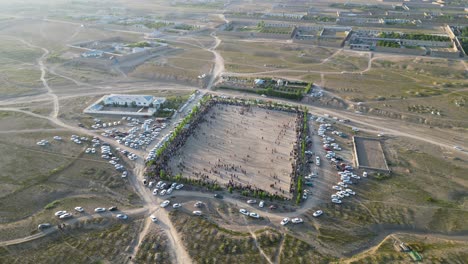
[169,104,297,198]
[0,0,467,263]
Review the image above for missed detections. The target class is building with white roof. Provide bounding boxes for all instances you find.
[102,94,166,108]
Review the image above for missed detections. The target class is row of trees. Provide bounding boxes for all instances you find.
[379,32,450,42]
[218,86,304,100]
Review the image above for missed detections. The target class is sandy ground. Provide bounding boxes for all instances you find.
[354,137,388,170]
[169,104,297,198]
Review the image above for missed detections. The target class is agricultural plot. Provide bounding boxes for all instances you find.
[168,104,297,198]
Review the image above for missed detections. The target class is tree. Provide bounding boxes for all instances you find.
[228,186,233,194]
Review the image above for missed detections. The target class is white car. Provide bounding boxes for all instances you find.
[346,189,356,195]
[175,184,184,190]
[152,189,158,196]
[160,200,170,208]
[74,207,84,212]
[332,185,342,191]
[59,213,72,219]
[331,199,342,204]
[249,212,260,218]
[193,211,202,216]
[54,210,67,217]
[172,203,182,209]
[315,157,320,166]
[160,189,167,196]
[291,218,303,224]
[246,200,257,204]
[280,217,290,226]
[259,201,265,208]
[239,209,249,216]
[331,194,338,199]
[116,214,128,220]
[150,215,158,222]
[338,182,348,188]
[122,171,128,178]
[362,171,368,178]
[94,207,106,213]
[313,210,323,217]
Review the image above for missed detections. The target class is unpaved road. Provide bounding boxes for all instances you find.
[0,208,147,247]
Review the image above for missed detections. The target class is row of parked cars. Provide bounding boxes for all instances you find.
[90,118,121,130]
[39,206,127,230]
[149,180,184,196]
[36,135,63,146]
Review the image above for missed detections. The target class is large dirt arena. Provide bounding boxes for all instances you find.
[168,104,298,198]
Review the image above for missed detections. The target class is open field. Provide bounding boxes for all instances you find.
[168,104,297,198]
[0,217,145,263]
[353,137,389,171]
[0,129,139,228]
[344,234,468,264]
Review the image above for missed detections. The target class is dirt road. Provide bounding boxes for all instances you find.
[0,208,147,247]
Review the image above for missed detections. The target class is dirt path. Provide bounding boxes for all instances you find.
[273,234,285,264]
[243,216,274,264]
[0,208,147,247]
[206,32,225,90]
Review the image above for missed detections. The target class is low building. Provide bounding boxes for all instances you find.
[81,50,104,58]
[102,94,166,109]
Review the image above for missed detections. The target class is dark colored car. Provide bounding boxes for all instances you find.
[269,205,277,210]
[108,206,118,211]
[214,194,223,199]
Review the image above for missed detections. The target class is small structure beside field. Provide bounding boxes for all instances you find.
[352,136,390,173]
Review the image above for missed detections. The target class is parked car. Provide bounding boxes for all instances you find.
[172,203,182,209]
[313,210,323,217]
[160,200,170,208]
[175,184,184,190]
[192,211,202,216]
[116,214,128,220]
[280,217,290,226]
[38,223,52,230]
[108,206,118,211]
[291,218,304,224]
[74,207,84,212]
[59,213,72,219]
[150,215,158,222]
[246,200,257,204]
[259,201,265,208]
[214,194,223,199]
[194,201,203,208]
[54,211,67,217]
[331,199,342,204]
[249,212,260,218]
[239,209,249,216]
[94,207,106,213]
[332,185,342,191]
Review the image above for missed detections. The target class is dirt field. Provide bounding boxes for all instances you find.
[168,104,297,198]
[353,136,389,171]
